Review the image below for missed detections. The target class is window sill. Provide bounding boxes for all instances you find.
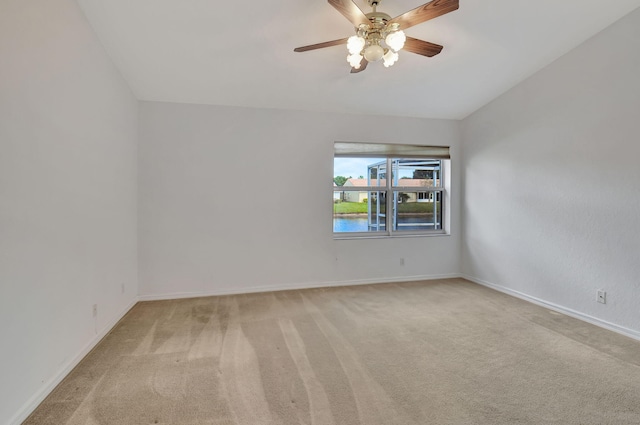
[333,231,449,240]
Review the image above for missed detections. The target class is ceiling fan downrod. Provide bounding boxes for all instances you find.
[365,0,391,25]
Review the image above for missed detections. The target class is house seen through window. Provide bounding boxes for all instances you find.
[333,142,449,237]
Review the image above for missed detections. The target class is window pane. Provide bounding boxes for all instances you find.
[334,191,386,233]
[392,159,442,188]
[333,157,385,188]
[368,160,387,187]
[394,191,442,231]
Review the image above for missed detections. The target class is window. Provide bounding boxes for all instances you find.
[333,142,449,237]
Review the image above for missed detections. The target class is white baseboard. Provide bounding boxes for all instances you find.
[138,273,461,301]
[10,298,139,425]
[462,274,640,342]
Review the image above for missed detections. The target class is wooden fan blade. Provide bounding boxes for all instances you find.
[350,58,368,73]
[294,37,349,52]
[388,0,458,30]
[328,0,370,27]
[403,37,443,57]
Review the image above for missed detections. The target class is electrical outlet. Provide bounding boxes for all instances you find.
[597,290,606,304]
[92,304,98,317]
[400,258,405,266]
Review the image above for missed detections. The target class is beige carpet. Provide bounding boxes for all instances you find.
[25,278,640,424]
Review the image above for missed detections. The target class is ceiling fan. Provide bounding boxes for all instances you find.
[294,0,459,73]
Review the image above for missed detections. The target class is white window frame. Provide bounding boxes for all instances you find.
[333,156,449,239]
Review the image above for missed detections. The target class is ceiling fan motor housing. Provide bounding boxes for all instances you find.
[365,11,391,26]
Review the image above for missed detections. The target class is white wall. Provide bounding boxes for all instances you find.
[138,102,461,298]
[0,1,138,423]
[461,8,640,337]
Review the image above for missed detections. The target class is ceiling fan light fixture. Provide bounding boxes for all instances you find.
[347,35,366,55]
[382,49,398,67]
[385,30,406,52]
[293,0,459,73]
[363,44,384,62]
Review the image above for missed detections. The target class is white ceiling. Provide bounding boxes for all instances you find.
[77,0,640,120]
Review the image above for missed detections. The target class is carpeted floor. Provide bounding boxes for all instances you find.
[25,278,640,424]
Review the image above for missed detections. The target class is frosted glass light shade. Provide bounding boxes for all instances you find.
[347,36,366,55]
[363,44,384,62]
[347,53,363,68]
[383,50,398,67]
[385,30,406,52]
